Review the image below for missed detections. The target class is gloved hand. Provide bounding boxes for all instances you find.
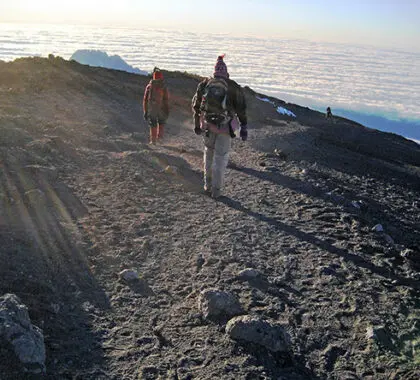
[240,125,248,141]
[194,114,201,135]
[143,112,148,121]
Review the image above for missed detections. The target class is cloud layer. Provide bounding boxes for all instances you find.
[1,23,419,121]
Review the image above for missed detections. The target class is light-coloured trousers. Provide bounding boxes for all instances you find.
[203,131,231,192]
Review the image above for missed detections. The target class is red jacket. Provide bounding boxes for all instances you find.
[143,73,169,120]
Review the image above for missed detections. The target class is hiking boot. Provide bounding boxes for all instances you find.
[203,185,211,195]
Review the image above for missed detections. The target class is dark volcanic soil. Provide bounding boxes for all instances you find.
[1,57,419,379]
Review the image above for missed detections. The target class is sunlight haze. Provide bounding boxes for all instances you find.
[1,0,419,51]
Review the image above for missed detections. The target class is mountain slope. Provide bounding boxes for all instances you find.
[0,56,419,379]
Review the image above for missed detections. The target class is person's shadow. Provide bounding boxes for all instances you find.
[217,196,419,292]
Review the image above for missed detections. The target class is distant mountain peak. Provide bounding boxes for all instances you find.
[70,49,147,75]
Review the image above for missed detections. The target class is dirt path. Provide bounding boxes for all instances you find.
[50,127,419,379]
[1,58,419,379]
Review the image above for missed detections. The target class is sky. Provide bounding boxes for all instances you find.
[1,0,419,51]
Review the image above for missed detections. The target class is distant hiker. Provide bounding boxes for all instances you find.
[143,68,169,144]
[192,55,248,199]
[326,107,333,122]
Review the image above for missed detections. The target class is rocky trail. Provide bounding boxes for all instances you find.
[0,57,419,379]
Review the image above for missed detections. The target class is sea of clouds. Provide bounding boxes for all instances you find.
[1,23,419,139]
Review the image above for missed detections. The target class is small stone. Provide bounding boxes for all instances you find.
[400,248,415,259]
[131,132,143,140]
[198,289,243,320]
[24,165,58,182]
[226,315,291,353]
[195,254,205,270]
[383,234,394,245]
[320,266,336,276]
[327,192,345,203]
[164,165,178,174]
[133,172,142,181]
[274,149,287,160]
[400,249,420,269]
[366,325,394,350]
[372,224,384,232]
[119,269,140,282]
[264,166,279,172]
[237,268,262,281]
[139,365,159,379]
[103,125,112,135]
[24,189,46,205]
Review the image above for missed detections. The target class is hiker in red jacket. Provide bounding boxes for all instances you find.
[192,55,248,199]
[143,68,169,144]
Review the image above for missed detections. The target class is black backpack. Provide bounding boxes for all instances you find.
[201,78,229,125]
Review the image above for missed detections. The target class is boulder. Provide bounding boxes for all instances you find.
[198,289,243,320]
[226,315,291,353]
[0,294,46,373]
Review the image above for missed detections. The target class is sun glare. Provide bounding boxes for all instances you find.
[6,0,106,20]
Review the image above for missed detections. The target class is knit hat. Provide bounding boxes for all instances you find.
[153,69,163,80]
[213,54,229,78]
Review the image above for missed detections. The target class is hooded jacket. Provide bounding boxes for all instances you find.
[143,71,169,120]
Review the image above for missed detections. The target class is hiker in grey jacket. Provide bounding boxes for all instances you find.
[192,55,248,198]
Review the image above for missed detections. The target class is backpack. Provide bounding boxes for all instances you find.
[201,78,229,125]
[147,79,166,115]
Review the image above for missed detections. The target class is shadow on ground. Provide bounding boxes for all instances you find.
[219,196,420,292]
[0,162,111,379]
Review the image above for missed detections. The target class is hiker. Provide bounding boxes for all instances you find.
[143,68,169,144]
[192,55,248,199]
[326,106,333,122]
